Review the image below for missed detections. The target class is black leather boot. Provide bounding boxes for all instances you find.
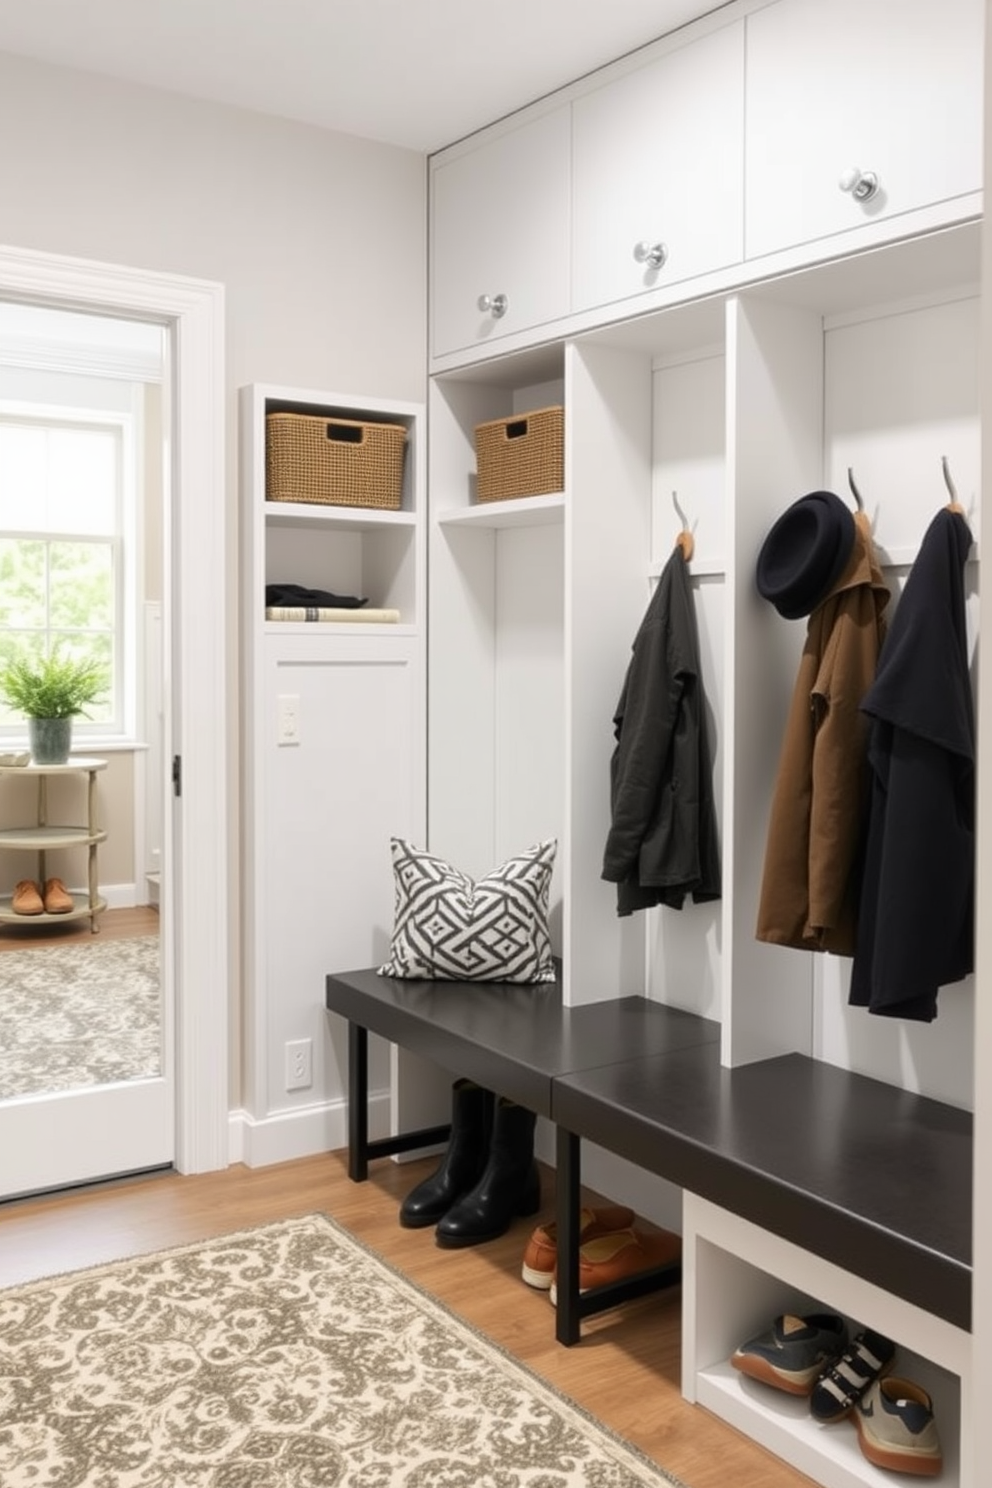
[399,1078,494,1228]
[434,1097,540,1248]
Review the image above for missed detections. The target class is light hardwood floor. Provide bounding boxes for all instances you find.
[0,1150,819,1488]
[0,903,159,948]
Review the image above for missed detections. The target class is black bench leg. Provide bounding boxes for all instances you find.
[555,1124,581,1346]
[347,1021,370,1181]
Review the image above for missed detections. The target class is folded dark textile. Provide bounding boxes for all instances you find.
[265,583,367,609]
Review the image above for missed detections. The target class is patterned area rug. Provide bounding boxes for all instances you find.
[0,934,160,1100]
[0,1213,687,1488]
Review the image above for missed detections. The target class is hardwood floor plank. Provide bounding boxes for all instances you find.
[0,903,159,948]
[0,1150,817,1488]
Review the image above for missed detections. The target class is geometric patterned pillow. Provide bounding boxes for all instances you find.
[378,838,557,983]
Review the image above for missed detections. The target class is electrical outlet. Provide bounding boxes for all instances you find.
[285,1038,313,1091]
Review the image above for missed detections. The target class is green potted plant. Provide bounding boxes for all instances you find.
[0,647,108,765]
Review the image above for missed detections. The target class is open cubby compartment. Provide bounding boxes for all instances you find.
[264,508,418,627]
[249,385,423,628]
[715,226,981,1073]
[427,349,567,947]
[683,1194,970,1488]
[643,339,728,1023]
[563,296,731,1018]
[430,342,566,519]
[557,303,728,1007]
[811,282,980,1112]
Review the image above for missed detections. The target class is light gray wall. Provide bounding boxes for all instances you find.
[0,49,428,1103]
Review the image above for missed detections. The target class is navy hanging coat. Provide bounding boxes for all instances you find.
[602,545,721,916]
[849,507,975,1022]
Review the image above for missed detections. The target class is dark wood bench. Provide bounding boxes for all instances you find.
[553,1043,972,1335]
[325,967,972,1345]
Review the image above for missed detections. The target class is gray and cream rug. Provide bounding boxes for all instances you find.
[0,934,160,1100]
[0,1213,687,1488]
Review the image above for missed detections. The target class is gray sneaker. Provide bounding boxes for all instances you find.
[855,1376,942,1476]
[731,1312,847,1396]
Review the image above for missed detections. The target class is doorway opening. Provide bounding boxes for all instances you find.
[0,243,228,1198]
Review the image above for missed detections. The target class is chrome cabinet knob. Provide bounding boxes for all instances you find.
[839,166,879,202]
[633,240,668,270]
[477,292,508,319]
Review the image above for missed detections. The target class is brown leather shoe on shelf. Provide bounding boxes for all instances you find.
[43,877,74,914]
[549,1226,682,1306]
[521,1204,635,1289]
[12,879,44,915]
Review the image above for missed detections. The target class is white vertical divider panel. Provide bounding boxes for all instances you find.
[723,295,822,1065]
[427,377,505,875]
[564,341,652,1006]
[969,25,992,1483]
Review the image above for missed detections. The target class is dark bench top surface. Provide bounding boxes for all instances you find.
[326,967,972,1329]
[325,966,719,1117]
[553,1046,972,1330]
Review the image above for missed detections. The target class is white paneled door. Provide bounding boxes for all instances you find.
[0,246,228,1198]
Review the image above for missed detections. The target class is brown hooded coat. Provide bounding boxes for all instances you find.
[755,512,889,955]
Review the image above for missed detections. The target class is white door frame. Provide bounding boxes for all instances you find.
[0,241,228,1176]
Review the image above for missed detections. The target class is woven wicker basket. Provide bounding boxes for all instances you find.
[474,406,564,503]
[266,413,407,510]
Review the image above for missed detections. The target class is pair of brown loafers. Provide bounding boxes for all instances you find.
[521,1203,682,1305]
[12,877,73,915]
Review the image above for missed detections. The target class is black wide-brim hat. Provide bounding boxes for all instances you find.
[756,490,856,620]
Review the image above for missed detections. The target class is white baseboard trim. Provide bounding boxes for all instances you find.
[68,882,140,909]
[229,1090,392,1169]
[103,882,138,909]
[227,1105,678,1222]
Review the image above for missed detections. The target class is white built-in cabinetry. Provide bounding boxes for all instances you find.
[430,0,984,366]
[571,14,745,312]
[239,386,426,1154]
[426,0,983,1483]
[431,105,570,358]
[744,0,984,261]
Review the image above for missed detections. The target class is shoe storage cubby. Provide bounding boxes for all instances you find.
[683,1194,968,1488]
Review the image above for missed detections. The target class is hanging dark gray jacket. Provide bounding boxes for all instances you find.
[602,545,721,916]
[849,506,975,1021]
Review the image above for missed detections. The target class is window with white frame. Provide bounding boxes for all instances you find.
[0,407,135,739]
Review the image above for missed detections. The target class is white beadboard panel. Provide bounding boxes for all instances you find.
[263,640,424,1119]
[813,954,974,1110]
[493,522,566,945]
[644,575,725,1023]
[651,351,727,572]
[824,294,981,554]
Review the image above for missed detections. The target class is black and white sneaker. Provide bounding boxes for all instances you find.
[810,1328,896,1423]
[731,1312,847,1396]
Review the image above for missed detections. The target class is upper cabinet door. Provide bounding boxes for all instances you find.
[571,20,745,315]
[744,0,984,261]
[431,107,571,359]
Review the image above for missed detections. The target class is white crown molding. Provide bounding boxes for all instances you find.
[0,333,163,383]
